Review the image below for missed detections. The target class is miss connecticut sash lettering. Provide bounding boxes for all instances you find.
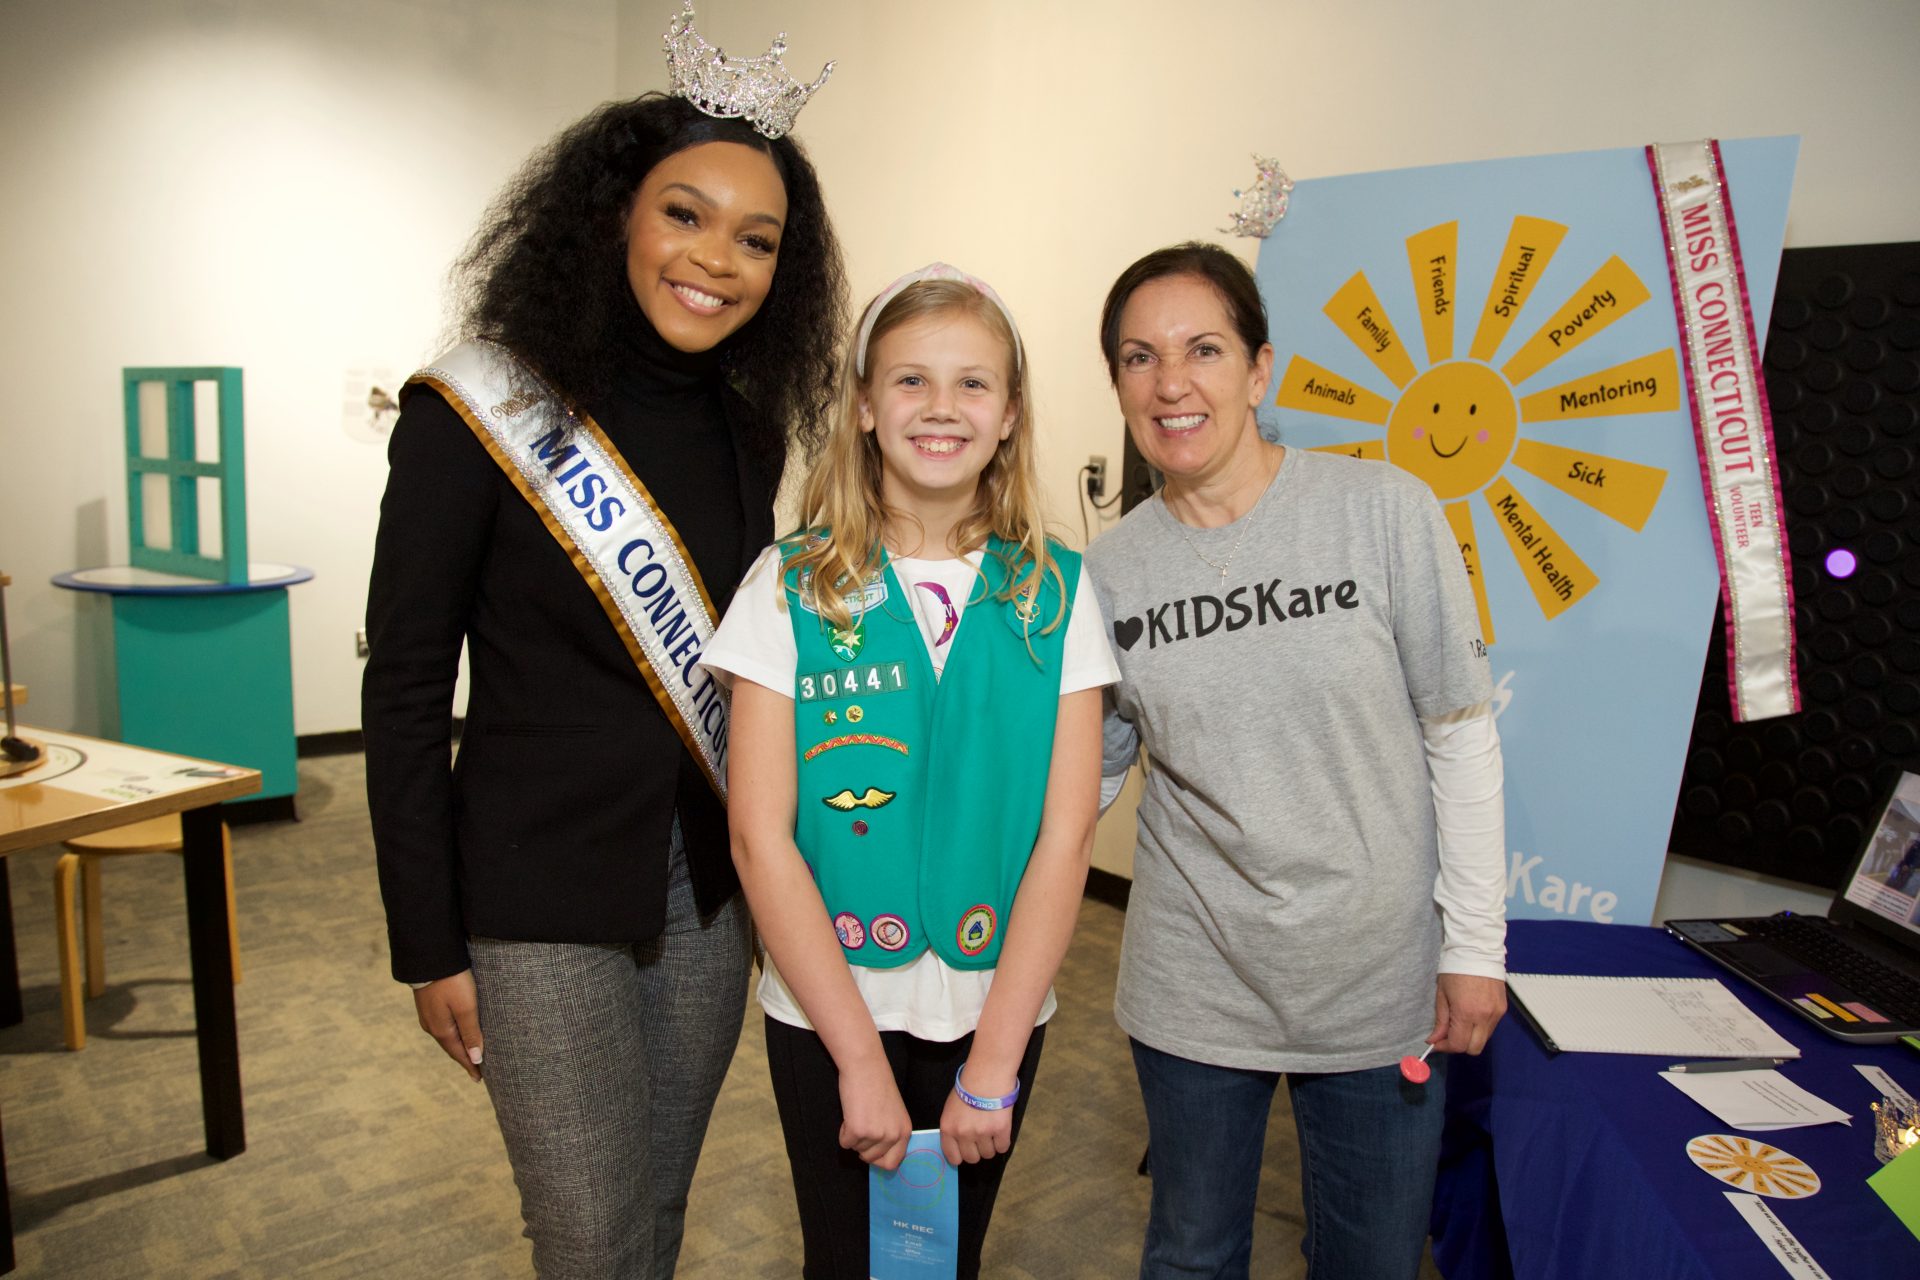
[408,341,731,796]
[1647,140,1799,722]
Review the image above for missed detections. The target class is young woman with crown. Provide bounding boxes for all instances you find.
[362,6,846,1274]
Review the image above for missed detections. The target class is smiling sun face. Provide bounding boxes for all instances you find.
[1386,362,1518,500]
[1274,216,1682,643]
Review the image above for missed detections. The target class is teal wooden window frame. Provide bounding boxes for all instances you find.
[123,367,247,584]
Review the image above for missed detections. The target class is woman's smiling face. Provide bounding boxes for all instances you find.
[1113,274,1273,487]
[624,141,788,353]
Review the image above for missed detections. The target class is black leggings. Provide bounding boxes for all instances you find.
[763,1016,1047,1280]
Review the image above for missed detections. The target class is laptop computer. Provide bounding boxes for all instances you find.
[1665,768,1920,1045]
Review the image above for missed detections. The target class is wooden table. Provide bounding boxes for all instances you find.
[0,727,260,1273]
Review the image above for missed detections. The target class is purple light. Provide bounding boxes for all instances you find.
[1826,548,1858,579]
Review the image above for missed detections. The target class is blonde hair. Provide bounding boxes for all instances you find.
[784,277,1064,640]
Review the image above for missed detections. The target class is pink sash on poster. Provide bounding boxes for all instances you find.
[1647,140,1799,721]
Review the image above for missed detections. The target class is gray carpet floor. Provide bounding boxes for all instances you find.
[0,753,1443,1276]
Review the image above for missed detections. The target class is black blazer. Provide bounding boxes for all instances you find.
[363,379,778,983]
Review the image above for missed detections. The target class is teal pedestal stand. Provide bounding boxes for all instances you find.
[52,564,313,805]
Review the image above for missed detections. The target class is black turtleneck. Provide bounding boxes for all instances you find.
[589,294,744,599]
[363,305,779,981]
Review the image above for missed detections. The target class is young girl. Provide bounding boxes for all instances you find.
[701,264,1117,1278]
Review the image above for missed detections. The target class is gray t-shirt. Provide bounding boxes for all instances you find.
[1087,447,1491,1073]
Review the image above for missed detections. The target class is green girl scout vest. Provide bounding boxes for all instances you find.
[785,535,1080,970]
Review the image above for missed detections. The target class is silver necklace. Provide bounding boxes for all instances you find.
[1164,456,1280,583]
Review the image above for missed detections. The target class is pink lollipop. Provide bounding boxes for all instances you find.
[1399,1045,1435,1084]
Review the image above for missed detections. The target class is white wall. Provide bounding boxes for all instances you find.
[0,0,618,737]
[5,1,1916,905]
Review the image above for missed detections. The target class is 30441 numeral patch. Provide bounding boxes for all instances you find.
[798,661,909,702]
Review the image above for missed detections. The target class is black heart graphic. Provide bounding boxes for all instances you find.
[1114,616,1144,651]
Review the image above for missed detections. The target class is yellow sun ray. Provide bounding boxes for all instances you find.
[1482,477,1597,619]
[1519,350,1680,422]
[1510,440,1668,531]
[1324,272,1419,388]
[1443,500,1495,644]
[1310,439,1387,461]
[1468,216,1568,361]
[1274,355,1394,424]
[1501,256,1652,385]
[1406,222,1458,366]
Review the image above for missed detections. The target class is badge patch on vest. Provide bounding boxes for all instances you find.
[871,914,910,952]
[803,734,910,761]
[822,787,895,811]
[792,568,888,617]
[957,904,997,956]
[797,662,909,703]
[829,620,866,662]
[833,913,866,950]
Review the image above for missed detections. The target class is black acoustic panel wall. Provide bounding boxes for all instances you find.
[1668,242,1920,889]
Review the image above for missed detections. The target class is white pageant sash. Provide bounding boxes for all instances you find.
[409,342,730,796]
[1646,141,1799,721]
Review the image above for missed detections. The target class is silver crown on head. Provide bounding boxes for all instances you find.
[664,2,834,141]
[1221,155,1294,239]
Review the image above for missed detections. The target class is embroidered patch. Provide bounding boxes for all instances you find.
[914,580,958,647]
[957,904,996,956]
[821,787,895,811]
[829,620,866,662]
[833,912,866,950]
[792,567,888,617]
[871,914,910,952]
[803,734,909,761]
[797,662,909,702]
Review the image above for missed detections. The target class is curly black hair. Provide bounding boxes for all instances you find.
[451,93,847,460]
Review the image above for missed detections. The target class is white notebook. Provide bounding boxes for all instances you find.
[1506,973,1801,1058]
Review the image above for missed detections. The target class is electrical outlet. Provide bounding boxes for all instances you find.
[1086,455,1108,501]
[355,629,370,659]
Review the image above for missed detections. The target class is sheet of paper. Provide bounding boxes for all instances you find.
[1508,973,1800,1057]
[1857,1063,1918,1107]
[1868,1140,1920,1243]
[1724,1194,1834,1278]
[869,1129,958,1279]
[1664,1069,1851,1130]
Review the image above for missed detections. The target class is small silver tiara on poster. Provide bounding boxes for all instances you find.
[663,1,834,140]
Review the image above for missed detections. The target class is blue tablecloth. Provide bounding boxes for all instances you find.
[1431,919,1920,1278]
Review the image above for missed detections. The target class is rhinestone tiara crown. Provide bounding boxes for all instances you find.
[663,2,834,141]
[1221,155,1294,239]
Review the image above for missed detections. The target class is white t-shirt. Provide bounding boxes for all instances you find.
[700,544,1120,1041]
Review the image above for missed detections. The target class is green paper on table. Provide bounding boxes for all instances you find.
[1869,1141,1920,1241]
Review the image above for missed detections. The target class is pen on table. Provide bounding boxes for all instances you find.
[1664,1057,1786,1074]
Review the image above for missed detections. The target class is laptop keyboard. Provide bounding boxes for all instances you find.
[1737,917,1920,1026]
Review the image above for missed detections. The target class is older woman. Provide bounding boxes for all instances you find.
[1087,243,1507,1280]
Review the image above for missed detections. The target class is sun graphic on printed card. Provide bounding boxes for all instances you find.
[1274,217,1681,644]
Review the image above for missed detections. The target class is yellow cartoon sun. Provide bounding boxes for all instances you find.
[1275,216,1682,643]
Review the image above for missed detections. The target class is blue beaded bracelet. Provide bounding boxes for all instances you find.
[953,1064,1021,1111]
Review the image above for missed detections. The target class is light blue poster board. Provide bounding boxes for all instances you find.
[869,1130,959,1277]
[1256,138,1798,925]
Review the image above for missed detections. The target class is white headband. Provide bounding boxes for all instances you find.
[853,262,1025,379]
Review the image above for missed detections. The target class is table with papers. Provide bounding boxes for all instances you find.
[1430,919,1920,1279]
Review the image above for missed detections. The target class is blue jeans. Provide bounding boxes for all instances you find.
[1131,1039,1446,1280]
